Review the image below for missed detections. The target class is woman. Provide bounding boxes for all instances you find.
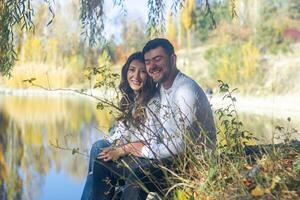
[81,52,160,200]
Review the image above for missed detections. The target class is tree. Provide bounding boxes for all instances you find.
[0,0,217,76]
[193,0,230,43]
[288,0,300,19]
[180,0,195,48]
[166,12,177,47]
[116,17,148,61]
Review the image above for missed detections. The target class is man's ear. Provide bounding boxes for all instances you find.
[171,54,177,67]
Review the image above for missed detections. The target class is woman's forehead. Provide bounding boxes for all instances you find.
[129,60,146,68]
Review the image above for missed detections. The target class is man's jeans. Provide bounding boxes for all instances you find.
[81,140,111,200]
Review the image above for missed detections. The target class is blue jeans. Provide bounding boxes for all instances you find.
[81,139,111,200]
[92,156,171,200]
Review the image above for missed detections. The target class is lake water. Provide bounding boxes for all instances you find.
[0,94,299,200]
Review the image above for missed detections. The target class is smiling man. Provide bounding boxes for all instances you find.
[140,38,216,158]
[144,47,175,86]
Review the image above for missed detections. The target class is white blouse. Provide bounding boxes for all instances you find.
[107,92,161,149]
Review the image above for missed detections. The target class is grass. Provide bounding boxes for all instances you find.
[160,81,300,200]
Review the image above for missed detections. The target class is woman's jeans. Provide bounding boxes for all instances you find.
[81,140,111,200]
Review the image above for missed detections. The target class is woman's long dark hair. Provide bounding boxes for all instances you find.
[118,52,156,124]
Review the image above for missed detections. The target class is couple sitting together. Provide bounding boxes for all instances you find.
[81,38,216,200]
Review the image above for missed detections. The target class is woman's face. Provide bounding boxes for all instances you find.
[127,59,147,92]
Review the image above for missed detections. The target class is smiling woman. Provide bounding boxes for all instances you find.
[119,52,157,113]
[80,52,159,200]
[127,60,147,93]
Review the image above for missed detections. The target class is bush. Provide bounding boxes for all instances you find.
[204,41,259,85]
[165,81,300,200]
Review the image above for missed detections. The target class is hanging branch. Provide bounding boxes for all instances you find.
[113,0,126,13]
[205,0,216,29]
[0,0,216,76]
[147,0,166,37]
[44,0,55,26]
[171,0,185,16]
[80,0,105,46]
[230,0,238,18]
[0,0,54,76]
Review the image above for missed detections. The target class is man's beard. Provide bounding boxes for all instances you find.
[156,59,173,84]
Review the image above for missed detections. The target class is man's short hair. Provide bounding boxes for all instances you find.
[142,38,175,56]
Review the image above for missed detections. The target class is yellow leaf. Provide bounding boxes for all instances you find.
[270,176,281,190]
[176,190,188,200]
[257,155,273,172]
[251,185,264,197]
[244,164,252,170]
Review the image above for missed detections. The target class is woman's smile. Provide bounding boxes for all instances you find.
[127,60,147,92]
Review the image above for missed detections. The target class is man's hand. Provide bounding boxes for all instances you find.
[97,147,125,162]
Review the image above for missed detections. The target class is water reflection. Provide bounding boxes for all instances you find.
[0,94,114,200]
[0,94,299,200]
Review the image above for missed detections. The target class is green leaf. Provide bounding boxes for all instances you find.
[293,156,300,172]
[72,148,79,155]
[97,102,104,110]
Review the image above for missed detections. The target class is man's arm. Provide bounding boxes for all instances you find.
[141,84,215,159]
[121,142,145,157]
[140,86,197,159]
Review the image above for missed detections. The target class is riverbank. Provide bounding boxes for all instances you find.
[0,87,117,102]
[1,87,300,119]
[211,94,300,119]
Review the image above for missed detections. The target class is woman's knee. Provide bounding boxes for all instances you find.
[90,140,110,157]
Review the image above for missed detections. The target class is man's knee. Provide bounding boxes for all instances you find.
[93,159,108,178]
[126,166,149,184]
[126,165,167,195]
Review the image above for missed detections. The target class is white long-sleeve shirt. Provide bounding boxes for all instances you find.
[107,93,161,146]
[141,71,216,159]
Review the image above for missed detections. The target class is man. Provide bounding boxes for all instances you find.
[141,38,216,158]
[92,38,216,200]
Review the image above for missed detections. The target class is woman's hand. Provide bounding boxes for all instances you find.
[115,139,124,146]
[97,147,125,162]
[96,142,145,161]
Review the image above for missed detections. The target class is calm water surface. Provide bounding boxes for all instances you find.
[0,94,299,200]
[0,94,114,200]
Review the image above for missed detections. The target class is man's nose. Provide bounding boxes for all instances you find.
[147,62,157,70]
